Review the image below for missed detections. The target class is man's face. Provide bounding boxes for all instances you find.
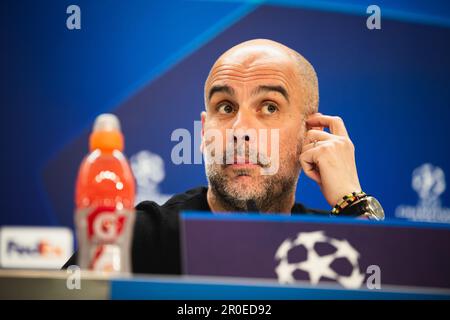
[202,47,308,210]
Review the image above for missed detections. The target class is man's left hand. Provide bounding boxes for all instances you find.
[299,113,362,207]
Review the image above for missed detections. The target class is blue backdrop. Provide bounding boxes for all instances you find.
[2,0,450,228]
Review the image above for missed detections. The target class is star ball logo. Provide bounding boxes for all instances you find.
[274,231,381,289]
[396,163,450,223]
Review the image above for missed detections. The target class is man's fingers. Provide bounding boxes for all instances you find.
[302,140,325,153]
[306,114,349,137]
[304,129,333,145]
[306,112,324,131]
[299,149,321,184]
[301,142,315,153]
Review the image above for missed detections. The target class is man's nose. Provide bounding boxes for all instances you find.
[231,108,256,143]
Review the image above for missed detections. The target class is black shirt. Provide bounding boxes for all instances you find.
[63,186,328,274]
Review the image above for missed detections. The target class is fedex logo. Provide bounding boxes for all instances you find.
[0,227,73,269]
[7,239,63,257]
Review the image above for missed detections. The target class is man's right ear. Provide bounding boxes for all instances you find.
[200,111,207,153]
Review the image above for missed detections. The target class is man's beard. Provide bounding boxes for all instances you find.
[204,130,304,212]
[206,165,298,212]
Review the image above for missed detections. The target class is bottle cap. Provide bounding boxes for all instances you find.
[89,114,124,152]
[93,113,121,132]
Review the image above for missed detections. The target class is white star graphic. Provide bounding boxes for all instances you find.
[274,239,293,261]
[297,250,337,284]
[337,268,365,289]
[275,259,297,284]
[330,238,360,265]
[294,231,327,250]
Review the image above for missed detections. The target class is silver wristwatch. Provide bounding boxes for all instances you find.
[340,196,385,220]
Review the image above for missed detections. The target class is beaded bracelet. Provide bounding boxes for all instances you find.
[331,191,367,215]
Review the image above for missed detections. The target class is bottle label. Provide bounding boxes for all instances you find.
[75,206,135,272]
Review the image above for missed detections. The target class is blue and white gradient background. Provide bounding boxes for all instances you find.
[1,0,450,228]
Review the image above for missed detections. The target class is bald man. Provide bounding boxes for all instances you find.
[64,39,384,274]
[203,39,362,213]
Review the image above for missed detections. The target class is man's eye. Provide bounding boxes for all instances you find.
[261,103,278,115]
[217,103,234,114]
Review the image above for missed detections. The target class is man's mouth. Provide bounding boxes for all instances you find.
[229,163,260,170]
[227,156,260,168]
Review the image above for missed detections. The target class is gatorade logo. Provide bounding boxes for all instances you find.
[87,207,126,242]
[93,213,119,241]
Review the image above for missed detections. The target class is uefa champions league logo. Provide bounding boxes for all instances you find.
[396,163,450,223]
[274,231,365,289]
[412,163,445,207]
[130,150,172,206]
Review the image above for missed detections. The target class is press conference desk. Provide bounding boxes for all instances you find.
[0,270,449,300]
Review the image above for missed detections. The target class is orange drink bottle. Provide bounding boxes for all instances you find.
[75,114,135,272]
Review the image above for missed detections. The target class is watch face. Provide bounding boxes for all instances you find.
[365,197,385,221]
